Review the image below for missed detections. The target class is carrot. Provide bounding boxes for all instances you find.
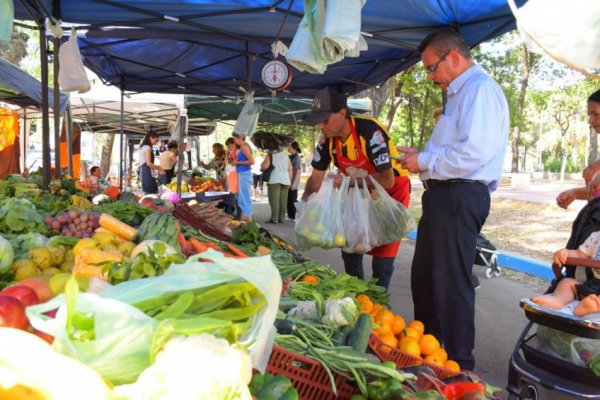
[204,242,220,250]
[226,243,249,258]
[189,237,210,253]
[178,233,193,256]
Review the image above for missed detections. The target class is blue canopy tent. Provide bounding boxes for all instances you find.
[14,0,526,98]
[0,57,67,112]
[13,0,526,188]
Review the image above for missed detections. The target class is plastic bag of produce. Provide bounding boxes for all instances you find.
[26,278,157,385]
[99,250,281,372]
[368,175,415,246]
[343,177,375,253]
[295,176,348,249]
[570,336,600,367]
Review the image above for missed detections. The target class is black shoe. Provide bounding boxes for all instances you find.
[471,274,480,289]
[265,219,277,224]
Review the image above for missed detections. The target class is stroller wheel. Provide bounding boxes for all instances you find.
[485,268,493,279]
[493,266,502,277]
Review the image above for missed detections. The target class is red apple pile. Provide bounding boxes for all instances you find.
[0,279,54,343]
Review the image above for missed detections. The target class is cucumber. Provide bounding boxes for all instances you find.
[331,325,353,346]
[346,313,373,352]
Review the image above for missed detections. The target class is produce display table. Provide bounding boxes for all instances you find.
[195,191,235,215]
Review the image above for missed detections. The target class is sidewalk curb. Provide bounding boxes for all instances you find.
[405,230,553,281]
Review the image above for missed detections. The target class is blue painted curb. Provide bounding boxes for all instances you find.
[405,230,553,281]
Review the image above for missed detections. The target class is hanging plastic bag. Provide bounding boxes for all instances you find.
[343,177,375,253]
[295,176,341,249]
[58,29,91,93]
[233,92,262,137]
[322,0,367,59]
[26,278,158,385]
[368,175,415,246]
[0,0,14,47]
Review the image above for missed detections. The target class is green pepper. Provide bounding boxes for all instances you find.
[279,387,299,400]
[256,375,294,400]
[350,395,367,400]
[249,373,266,394]
[591,353,600,377]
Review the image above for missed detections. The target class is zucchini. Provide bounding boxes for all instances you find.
[346,313,372,352]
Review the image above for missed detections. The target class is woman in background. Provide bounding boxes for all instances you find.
[286,142,302,222]
[231,133,254,222]
[201,142,226,181]
[138,131,164,194]
[159,140,178,185]
[261,145,292,223]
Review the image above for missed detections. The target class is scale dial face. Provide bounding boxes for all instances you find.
[261,60,292,91]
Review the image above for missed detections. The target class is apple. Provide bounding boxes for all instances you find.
[0,285,40,307]
[0,295,29,330]
[17,278,53,303]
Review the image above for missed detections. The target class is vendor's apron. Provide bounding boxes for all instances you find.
[141,151,158,194]
[335,122,410,258]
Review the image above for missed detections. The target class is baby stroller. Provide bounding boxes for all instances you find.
[475,233,501,279]
[507,198,600,399]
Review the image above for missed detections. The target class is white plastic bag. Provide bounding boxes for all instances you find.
[58,31,91,93]
[368,175,415,246]
[343,177,375,253]
[99,250,281,372]
[233,92,262,136]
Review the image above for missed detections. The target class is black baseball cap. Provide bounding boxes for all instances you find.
[304,87,348,124]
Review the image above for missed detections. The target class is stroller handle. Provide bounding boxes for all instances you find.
[552,257,600,279]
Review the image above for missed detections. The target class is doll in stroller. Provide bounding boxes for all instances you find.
[507,196,600,399]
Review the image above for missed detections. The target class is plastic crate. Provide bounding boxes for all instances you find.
[368,335,459,380]
[266,345,360,400]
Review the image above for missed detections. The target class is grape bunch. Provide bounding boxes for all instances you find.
[45,210,101,238]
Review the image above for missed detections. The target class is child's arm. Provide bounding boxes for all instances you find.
[553,248,588,265]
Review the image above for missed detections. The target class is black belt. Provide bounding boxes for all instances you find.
[422,179,482,190]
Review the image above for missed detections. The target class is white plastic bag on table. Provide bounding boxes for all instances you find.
[99,250,281,372]
[295,176,337,249]
[570,336,600,367]
[26,284,157,385]
[58,30,91,93]
[343,177,375,253]
[368,175,415,246]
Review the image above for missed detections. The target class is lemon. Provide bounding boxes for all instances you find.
[72,238,99,257]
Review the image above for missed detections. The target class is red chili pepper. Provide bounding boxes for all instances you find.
[441,381,486,400]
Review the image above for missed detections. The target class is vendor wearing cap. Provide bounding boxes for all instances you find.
[301,87,410,290]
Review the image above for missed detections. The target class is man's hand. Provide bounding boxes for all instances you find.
[396,146,422,173]
[583,160,600,184]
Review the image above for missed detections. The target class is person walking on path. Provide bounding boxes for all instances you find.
[262,147,292,223]
[286,142,302,221]
[231,133,254,222]
[302,87,410,290]
[138,131,164,194]
[398,28,509,371]
[556,89,600,209]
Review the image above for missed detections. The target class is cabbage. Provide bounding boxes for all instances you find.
[0,234,14,272]
[9,232,49,260]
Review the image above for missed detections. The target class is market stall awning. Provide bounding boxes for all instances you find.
[0,57,68,112]
[13,0,526,98]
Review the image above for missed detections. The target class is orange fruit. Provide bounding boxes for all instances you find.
[425,353,444,367]
[300,275,319,285]
[380,332,398,350]
[418,334,441,356]
[370,303,383,316]
[375,321,392,336]
[390,315,406,336]
[359,298,374,314]
[401,327,421,341]
[398,335,417,349]
[375,309,395,325]
[443,360,461,372]
[434,347,448,363]
[399,339,421,358]
[408,320,425,335]
[356,294,371,304]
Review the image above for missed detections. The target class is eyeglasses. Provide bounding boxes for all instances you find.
[424,50,450,73]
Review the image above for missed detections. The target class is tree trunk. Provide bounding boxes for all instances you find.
[355,76,395,118]
[100,134,115,179]
[589,125,598,165]
[511,126,519,173]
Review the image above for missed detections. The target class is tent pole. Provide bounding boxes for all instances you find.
[20,109,27,172]
[119,87,124,190]
[195,138,200,168]
[39,21,51,189]
[53,37,61,177]
[66,101,74,177]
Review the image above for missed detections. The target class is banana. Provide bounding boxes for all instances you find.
[70,195,93,209]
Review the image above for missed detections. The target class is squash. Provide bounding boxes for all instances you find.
[98,213,138,241]
[346,313,373,353]
[0,327,115,400]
